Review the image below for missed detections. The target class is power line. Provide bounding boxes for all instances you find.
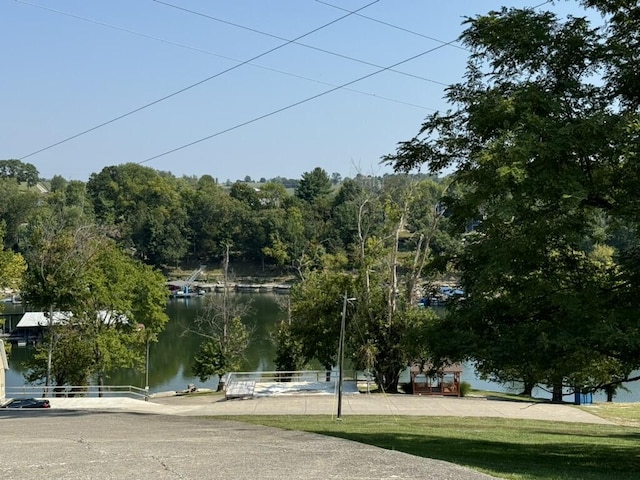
[315,0,469,52]
[18,0,380,160]
[138,37,462,166]
[152,0,449,88]
[136,0,557,166]
[13,0,435,113]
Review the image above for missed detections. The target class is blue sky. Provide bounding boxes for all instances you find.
[1,0,594,182]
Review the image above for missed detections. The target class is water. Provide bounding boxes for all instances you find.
[4,297,640,401]
[4,293,285,393]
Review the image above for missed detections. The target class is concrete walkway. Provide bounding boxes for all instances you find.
[0,411,500,480]
[43,392,613,424]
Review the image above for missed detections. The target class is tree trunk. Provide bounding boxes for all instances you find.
[551,383,564,403]
[521,381,535,397]
[98,373,104,398]
[217,373,226,392]
[376,367,401,394]
[605,384,615,402]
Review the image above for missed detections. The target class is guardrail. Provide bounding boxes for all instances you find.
[5,385,148,400]
[226,370,366,384]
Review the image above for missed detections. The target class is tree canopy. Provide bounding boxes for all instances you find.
[19,205,169,392]
[385,0,640,399]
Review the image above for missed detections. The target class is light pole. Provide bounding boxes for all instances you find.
[337,293,355,420]
[145,334,150,401]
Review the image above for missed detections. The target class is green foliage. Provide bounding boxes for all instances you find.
[0,159,39,187]
[19,206,169,389]
[190,251,252,390]
[286,173,449,393]
[193,339,228,382]
[459,381,471,397]
[87,163,189,266]
[19,208,100,313]
[385,2,640,397]
[229,182,261,210]
[273,320,305,374]
[290,270,356,371]
[295,167,332,203]
[49,175,67,193]
[192,316,250,386]
[0,177,41,248]
[0,224,26,293]
[25,327,94,389]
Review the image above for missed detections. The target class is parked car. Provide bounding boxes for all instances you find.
[1,398,51,409]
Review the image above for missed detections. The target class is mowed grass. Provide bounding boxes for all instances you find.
[581,403,640,427]
[227,410,640,480]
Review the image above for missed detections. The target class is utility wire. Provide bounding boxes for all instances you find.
[152,0,449,88]
[315,0,469,52]
[18,0,380,160]
[138,37,461,166]
[14,0,435,112]
[137,0,557,166]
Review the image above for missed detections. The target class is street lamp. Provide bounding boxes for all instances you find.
[337,292,355,420]
[145,334,150,401]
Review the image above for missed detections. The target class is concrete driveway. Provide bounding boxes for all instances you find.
[1,410,499,480]
[1,393,613,479]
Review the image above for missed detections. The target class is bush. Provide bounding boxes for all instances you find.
[459,381,471,397]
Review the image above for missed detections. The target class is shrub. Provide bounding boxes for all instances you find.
[459,381,471,397]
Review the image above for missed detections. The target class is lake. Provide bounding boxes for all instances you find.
[5,293,284,394]
[4,295,640,402]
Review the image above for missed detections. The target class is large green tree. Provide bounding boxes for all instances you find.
[0,159,39,187]
[87,164,188,267]
[78,240,169,391]
[20,206,169,393]
[295,167,332,203]
[386,1,640,400]
[290,269,356,376]
[287,174,445,393]
[0,178,41,248]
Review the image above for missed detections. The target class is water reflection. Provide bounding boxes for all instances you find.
[112,293,285,393]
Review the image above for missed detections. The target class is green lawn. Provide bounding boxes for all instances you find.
[225,412,640,480]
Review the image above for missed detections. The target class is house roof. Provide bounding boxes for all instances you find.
[16,311,71,328]
[410,362,463,374]
[16,311,128,328]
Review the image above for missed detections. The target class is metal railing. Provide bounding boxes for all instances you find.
[226,370,365,385]
[5,384,148,400]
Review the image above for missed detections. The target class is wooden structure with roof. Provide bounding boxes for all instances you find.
[410,362,462,396]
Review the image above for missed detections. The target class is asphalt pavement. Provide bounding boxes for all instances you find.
[0,393,613,480]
